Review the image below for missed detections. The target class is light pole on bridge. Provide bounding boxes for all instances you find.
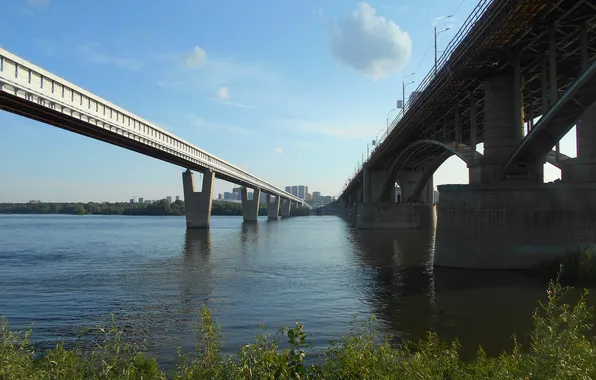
[434,15,452,76]
[402,72,416,113]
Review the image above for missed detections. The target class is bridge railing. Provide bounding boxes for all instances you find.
[339,0,493,197]
[0,48,305,206]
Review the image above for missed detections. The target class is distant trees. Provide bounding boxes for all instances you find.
[0,200,311,217]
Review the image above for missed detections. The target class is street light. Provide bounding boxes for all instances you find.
[434,15,452,76]
[402,72,416,112]
[386,107,397,134]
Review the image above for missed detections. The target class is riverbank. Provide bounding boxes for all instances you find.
[0,200,311,217]
[1,277,594,379]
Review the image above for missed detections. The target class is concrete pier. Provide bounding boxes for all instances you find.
[280,199,291,218]
[267,194,280,220]
[182,169,214,229]
[356,202,436,230]
[435,184,596,269]
[241,187,261,223]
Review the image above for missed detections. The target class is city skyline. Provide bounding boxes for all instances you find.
[0,0,574,203]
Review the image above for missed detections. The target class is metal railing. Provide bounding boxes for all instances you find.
[338,0,494,198]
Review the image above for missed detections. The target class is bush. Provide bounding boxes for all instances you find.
[1,275,596,379]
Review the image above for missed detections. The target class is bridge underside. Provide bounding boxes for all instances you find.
[338,0,596,269]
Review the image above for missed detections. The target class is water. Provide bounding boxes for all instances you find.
[0,214,569,364]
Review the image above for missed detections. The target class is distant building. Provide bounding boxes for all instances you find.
[175,196,180,201]
[434,190,440,203]
[285,186,292,194]
[166,196,172,204]
[312,191,321,204]
[138,197,144,204]
[129,199,135,205]
[291,185,298,197]
[218,193,223,200]
[298,185,308,200]
[145,200,152,204]
[260,193,268,204]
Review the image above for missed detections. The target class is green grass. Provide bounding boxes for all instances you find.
[2,273,596,379]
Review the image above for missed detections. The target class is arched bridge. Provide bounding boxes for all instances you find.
[337,0,596,270]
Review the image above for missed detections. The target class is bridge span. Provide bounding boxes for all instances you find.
[0,48,308,228]
[338,0,596,270]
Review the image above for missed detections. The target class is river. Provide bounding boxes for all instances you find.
[0,214,569,365]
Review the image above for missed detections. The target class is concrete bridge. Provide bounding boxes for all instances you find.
[338,0,596,270]
[0,48,309,228]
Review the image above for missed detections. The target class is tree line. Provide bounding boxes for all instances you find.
[0,200,311,217]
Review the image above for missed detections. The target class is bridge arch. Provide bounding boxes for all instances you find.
[379,139,472,202]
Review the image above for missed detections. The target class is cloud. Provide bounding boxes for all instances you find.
[26,0,49,6]
[327,2,412,79]
[76,43,144,70]
[312,6,323,19]
[184,46,207,69]
[215,86,230,100]
[274,147,284,154]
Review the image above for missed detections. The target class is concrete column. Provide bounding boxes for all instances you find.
[399,168,422,202]
[280,199,291,218]
[577,103,596,160]
[241,187,261,222]
[482,73,521,161]
[182,169,214,229]
[267,194,280,220]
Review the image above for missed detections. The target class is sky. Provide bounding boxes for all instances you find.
[0,0,577,202]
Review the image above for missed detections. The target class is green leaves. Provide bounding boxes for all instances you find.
[2,280,596,379]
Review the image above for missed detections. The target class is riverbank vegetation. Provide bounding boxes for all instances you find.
[1,275,595,379]
[0,201,311,217]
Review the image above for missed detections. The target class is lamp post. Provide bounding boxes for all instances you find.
[386,108,397,134]
[402,72,416,112]
[434,15,452,76]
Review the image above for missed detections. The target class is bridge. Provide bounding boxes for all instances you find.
[0,48,308,228]
[338,0,596,270]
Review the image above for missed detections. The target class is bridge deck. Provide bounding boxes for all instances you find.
[0,48,304,204]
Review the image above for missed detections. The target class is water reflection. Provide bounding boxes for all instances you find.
[433,267,546,358]
[179,228,214,310]
[240,222,259,253]
[348,228,437,341]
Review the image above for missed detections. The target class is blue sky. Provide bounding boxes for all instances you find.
[0,0,575,202]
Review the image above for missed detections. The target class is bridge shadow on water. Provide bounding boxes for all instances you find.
[347,227,553,359]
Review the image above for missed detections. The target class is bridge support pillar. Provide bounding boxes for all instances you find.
[435,184,596,269]
[469,72,543,184]
[363,165,387,203]
[561,102,596,182]
[182,169,214,229]
[399,169,434,203]
[280,199,291,218]
[241,187,261,222]
[267,194,280,220]
[356,202,436,230]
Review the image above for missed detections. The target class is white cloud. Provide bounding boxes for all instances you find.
[184,46,207,69]
[76,43,144,70]
[274,147,284,154]
[312,6,323,19]
[215,86,230,100]
[327,2,412,79]
[26,0,49,6]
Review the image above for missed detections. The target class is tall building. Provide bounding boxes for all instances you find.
[138,197,144,204]
[312,191,321,204]
[298,185,308,200]
[175,196,180,201]
[291,186,298,197]
[285,186,292,193]
[166,196,172,204]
